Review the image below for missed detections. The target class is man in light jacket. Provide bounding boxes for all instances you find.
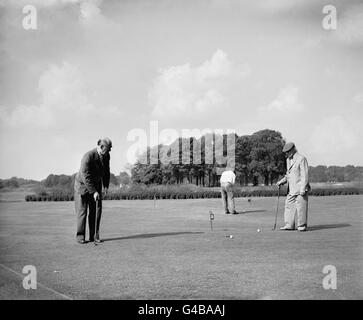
[277,142,310,231]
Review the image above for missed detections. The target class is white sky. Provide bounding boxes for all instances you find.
[0,0,362,180]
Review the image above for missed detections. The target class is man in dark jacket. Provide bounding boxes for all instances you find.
[74,138,112,244]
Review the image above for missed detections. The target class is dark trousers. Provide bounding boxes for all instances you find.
[75,192,102,241]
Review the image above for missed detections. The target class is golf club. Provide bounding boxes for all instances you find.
[94,197,99,246]
[272,185,281,230]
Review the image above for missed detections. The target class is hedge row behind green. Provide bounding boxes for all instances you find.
[25,187,363,201]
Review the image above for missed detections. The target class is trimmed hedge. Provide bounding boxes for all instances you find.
[25,186,363,201]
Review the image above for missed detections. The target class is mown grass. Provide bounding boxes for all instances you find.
[0,195,362,299]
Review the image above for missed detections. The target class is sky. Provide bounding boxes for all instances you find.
[0,0,362,180]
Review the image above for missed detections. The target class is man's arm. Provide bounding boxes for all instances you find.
[230,172,236,185]
[80,153,97,194]
[102,153,110,190]
[299,157,309,195]
[276,176,287,186]
[277,159,288,186]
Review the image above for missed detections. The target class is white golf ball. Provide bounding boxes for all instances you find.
[257,229,261,232]
[230,235,233,239]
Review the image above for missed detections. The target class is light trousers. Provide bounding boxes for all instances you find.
[284,194,308,228]
[221,184,235,213]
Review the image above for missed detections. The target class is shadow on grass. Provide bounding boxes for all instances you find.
[239,210,267,214]
[103,231,204,242]
[308,223,351,231]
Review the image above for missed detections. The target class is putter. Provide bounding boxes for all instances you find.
[272,186,281,230]
[94,197,99,246]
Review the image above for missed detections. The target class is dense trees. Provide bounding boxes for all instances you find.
[129,129,363,186]
[30,164,361,190]
[43,174,75,188]
[309,165,363,183]
[0,177,19,188]
[0,177,38,189]
[2,129,363,191]
[130,129,287,186]
[246,130,286,186]
[119,171,131,186]
[40,173,121,189]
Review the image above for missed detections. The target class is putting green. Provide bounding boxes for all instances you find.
[0,195,362,299]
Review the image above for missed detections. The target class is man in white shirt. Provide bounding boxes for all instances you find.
[220,168,237,214]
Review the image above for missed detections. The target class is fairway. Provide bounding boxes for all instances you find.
[0,196,362,300]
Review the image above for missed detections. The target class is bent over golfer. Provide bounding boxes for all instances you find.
[277,142,310,231]
[220,168,237,214]
[74,138,112,244]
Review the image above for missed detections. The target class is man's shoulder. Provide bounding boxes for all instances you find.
[83,148,98,160]
[222,170,234,175]
[296,153,307,162]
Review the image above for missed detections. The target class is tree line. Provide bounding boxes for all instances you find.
[130,129,363,187]
[2,127,362,190]
[29,163,361,190]
[309,165,363,183]
[131,129,286,186]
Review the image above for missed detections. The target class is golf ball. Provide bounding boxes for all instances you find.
[257,229,261,232]
[230,235,233,239]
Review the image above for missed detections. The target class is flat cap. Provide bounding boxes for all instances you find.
[282,142,295,153]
